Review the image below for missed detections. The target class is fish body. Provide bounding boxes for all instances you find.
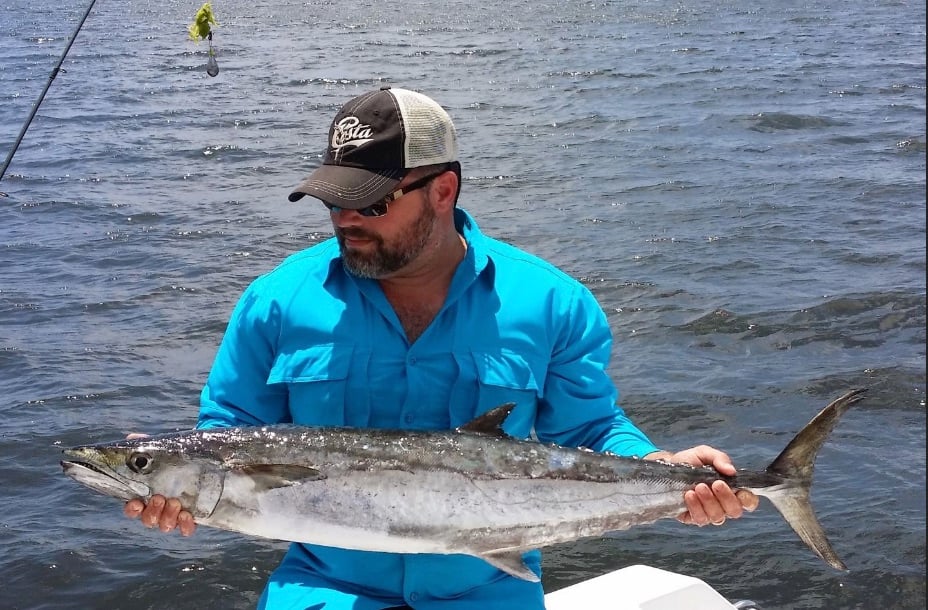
[61,389,866,581]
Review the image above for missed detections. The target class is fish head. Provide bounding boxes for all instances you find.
[61,435,224,512]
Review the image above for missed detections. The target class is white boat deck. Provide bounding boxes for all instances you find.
[544,564,754,610]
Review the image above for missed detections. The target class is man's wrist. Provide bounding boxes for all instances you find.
[643,450,674,462]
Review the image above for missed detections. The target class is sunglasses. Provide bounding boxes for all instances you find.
[323,170,446,218]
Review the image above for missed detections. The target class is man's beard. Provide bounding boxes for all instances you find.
[336,200,437,279]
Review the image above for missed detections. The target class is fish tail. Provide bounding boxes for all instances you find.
[760,388,867,570]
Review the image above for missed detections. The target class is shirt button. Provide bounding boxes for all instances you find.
[404,414,415,424]
[409,592,420,602]
[408,356,417,365]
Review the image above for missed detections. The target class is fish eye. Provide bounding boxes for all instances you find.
[127,452,154,474]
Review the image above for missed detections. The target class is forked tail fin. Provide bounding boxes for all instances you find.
[761,388,867,570]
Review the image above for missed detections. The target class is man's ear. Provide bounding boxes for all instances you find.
[432,169,460,211]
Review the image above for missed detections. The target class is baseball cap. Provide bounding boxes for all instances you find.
[288,86,459,208]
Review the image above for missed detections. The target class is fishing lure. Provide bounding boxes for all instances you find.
[188,2,217,42]
[188,2,220,76]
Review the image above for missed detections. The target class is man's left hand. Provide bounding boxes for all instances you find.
[645,445,760,526]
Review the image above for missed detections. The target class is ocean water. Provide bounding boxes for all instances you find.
[0,0,924,608]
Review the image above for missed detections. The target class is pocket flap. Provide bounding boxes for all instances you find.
[471,349,540,391]
[267,344,353,384]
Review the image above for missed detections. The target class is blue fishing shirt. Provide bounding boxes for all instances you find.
[197,207,660,608]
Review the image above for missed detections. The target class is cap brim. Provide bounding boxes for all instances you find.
[288,165,404,208]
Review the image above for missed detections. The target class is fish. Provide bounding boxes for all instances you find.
[60,388,866,582]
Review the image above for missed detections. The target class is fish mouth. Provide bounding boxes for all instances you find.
[61,458,108,477]
[61,457,150,501]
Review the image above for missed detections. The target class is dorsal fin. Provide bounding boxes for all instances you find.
[456,403,516,437]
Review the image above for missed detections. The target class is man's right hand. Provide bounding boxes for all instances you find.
[124,495,197,536]
[122,432,196,536]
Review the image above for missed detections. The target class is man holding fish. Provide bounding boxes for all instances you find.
[123,87,758,609]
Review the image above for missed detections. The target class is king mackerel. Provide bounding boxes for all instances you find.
[62,389,864,581]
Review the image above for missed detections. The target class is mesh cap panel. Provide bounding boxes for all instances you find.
[393,88,458,168]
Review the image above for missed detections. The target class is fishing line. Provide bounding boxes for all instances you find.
[0,0,100,195]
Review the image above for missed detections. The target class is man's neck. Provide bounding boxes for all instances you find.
[379,229,467,342]
[379,229,466,296]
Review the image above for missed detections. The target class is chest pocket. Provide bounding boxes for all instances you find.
[267,344,354,425]
[454,348,542,438]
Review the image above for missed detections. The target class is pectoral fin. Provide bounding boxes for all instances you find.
[238,464,325,491]
[480,551,540,582]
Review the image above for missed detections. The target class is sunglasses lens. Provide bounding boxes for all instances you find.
[324,202,382,216]
[359,203,387,217]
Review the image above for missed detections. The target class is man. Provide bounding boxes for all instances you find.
[125,86,758,609]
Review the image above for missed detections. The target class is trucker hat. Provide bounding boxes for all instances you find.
[288,86,459,208]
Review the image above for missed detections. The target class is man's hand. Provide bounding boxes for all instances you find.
[645,445,759,526]
[122,432,197,536]
[124,495,197,536]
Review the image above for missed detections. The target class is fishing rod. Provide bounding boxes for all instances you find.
[0,2,219,197]
[0,0,100,194]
